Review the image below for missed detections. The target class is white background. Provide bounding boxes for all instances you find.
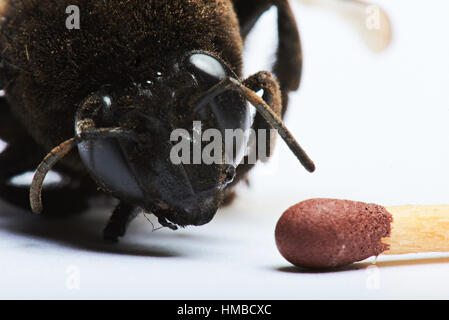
[0,0,449,299]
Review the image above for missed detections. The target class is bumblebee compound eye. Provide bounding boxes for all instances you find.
[78,139,144,203]
[185,52,255,167]
[75,93,145,204]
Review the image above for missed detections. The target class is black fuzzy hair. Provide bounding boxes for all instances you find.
[1,0,243,150]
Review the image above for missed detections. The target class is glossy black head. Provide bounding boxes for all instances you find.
[76,51,253,227]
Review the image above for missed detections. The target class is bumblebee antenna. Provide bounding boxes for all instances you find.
[230,79,315,172]
[30,138,77,214]
[30,125,139,214]
[194,77,315,173]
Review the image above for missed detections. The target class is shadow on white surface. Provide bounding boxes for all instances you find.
[275,255,449,274]
[275,264,365,274]
[0,199,207,258]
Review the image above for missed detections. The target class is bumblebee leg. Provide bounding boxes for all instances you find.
[103,202,139,242]
[244,71,282,160]
[226,71,283,186]
[221,189,237,207]
[232,0,272,38]
[244,72,283,115]
[233,0,302,115]
[273,0,302,116]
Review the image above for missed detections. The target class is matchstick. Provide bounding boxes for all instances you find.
[382,205,449,255]
[275,199,449,269]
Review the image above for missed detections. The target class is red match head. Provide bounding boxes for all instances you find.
[275,199,392,269]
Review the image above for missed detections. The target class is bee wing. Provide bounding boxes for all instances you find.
[296,0,392,52]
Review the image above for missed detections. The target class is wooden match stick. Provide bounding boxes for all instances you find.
[275,199,449,269]
[382,205,449,255]
[297,0,392,52]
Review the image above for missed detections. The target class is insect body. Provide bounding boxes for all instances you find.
[0,0,314,241]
